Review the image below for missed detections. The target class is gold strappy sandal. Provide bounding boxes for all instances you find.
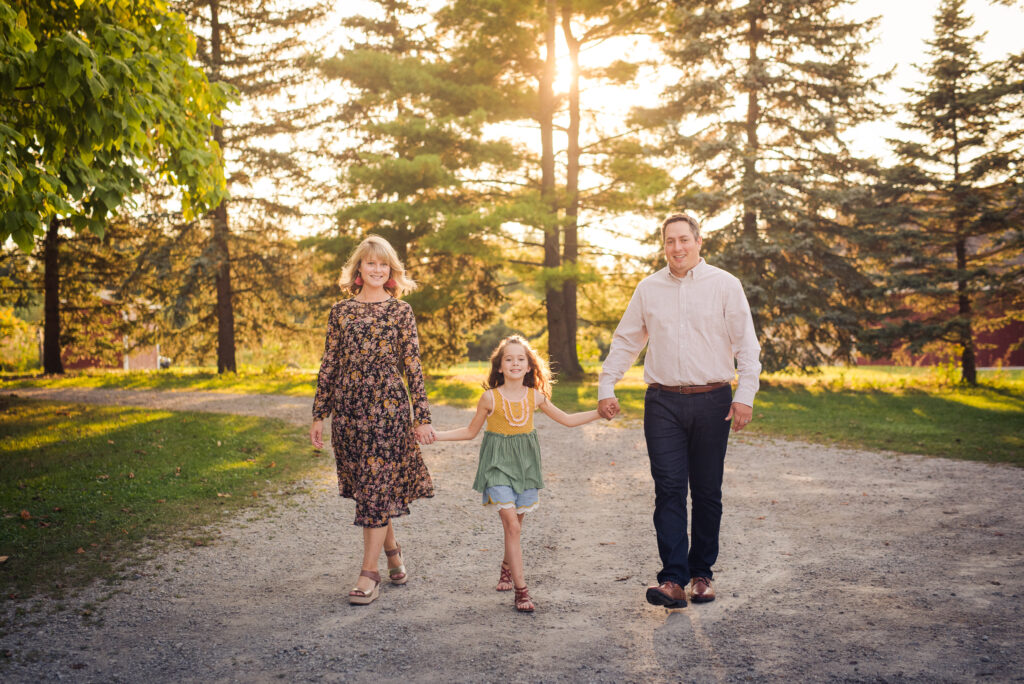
[348,570,381,605]
[385,545,407,585]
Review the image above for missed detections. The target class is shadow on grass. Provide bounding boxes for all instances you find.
[0,397,319,599]
[751,385,1023,466]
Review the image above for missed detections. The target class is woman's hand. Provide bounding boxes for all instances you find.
[414,424,436,445]
[310,420,324,449]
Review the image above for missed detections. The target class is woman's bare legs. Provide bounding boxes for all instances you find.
[354,525,387,593]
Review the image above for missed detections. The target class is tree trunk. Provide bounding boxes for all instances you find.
[558,7,583,379]
[742,7,762,247]
[42,217,64,374]
[955,237,977,385]
[212,198,236,373]
[540,0,570,373]
[209,0,236,373]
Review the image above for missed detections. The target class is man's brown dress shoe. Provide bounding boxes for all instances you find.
[689,576,715,603]
[645,580,687,608]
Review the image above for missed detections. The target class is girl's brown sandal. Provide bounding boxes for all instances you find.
[497,562,514,592]
[514,585,535,613]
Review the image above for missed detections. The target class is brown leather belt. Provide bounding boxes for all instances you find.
[648,381,730,394]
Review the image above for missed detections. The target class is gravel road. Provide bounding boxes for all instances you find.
[2,387,1022,683]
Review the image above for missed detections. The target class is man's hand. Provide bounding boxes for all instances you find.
[726,402,753,432]
[310,420,324,449]
[414,424,437,445]
[598,397,620,420]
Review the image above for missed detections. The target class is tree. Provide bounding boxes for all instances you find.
[1,0,228,373]
[864,0,1024,384]
[431,0,667,376]
[639,0,886,371]
[173,0,330,372]
[312,0,519,367]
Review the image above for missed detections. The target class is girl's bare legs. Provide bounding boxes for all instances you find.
[355,525,387,593]
[500,509,533,610]
[497,512,525,591]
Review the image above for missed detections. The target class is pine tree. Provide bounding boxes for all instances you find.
[173,0,331,372]
[640,0,886,371]
[312,0,516,367]
[430,0,668,375]
[865,0,1024,384]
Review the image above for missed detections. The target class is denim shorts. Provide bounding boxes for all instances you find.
[482,485,539,514]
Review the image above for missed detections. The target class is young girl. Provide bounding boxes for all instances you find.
[434,335,603,612]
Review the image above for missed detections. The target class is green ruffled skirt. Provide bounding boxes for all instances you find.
[472,430,544,494]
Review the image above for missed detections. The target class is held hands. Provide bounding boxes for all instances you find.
[414,424,437,445]
[726,402,753,432]
[597,397,620,421]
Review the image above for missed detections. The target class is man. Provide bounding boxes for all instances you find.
[598,213,761,608]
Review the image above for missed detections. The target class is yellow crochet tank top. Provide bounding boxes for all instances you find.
[485,387,536,435]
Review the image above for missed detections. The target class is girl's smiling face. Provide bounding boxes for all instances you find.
[500,343,530,381]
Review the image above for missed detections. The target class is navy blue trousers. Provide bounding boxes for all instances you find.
[643,384,732,586]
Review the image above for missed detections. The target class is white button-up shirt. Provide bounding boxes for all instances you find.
[597,259,762,407]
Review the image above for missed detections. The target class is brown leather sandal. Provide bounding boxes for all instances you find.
[514,585,535,613]
[348,570,381,605]
[496,562,513,592]
[385,545,407,585]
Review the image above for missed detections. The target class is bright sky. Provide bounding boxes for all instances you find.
[845,0,1022,159]
[262,0,1024,251]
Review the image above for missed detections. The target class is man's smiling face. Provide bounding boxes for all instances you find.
[663,218,702,277]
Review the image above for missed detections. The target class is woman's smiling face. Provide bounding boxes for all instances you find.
[359,255,391,287]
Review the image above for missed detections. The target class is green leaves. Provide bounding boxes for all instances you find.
[0,0,229,250]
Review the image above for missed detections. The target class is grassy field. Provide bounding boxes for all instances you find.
[1,366,317,396]
[4,364,1022,465]
[0,364,1019,599]
[427,364,1024,465]
[0,396,322,598]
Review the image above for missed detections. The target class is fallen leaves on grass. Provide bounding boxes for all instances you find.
[19,510,30,520]
[216,492,232,498]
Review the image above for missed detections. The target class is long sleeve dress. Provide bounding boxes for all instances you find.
[312,297,434,527]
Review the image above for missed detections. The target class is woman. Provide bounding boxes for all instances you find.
[310,235,437,605]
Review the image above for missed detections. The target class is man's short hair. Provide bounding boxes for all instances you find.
[661,213,701,241]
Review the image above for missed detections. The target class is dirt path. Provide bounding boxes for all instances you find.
[2,387,1022,682]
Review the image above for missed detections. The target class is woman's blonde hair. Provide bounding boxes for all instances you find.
[485,335,553,398]
[339,235,416,297]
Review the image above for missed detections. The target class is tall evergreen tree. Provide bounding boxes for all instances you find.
[864,0,1024,384]
[312,0,517,367]
[432,0,667,376]
[640,0,886,371]
[173,0,330,372]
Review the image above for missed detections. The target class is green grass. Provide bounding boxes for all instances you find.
[1,366,317,396]
[4,365,1022,465]
[0,396,322,599]
[426,364,1024,466]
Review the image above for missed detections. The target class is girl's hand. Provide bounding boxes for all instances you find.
[310,420,324,449]
[415,424,437,445]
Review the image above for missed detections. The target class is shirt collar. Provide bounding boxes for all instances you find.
[664,258,707,282]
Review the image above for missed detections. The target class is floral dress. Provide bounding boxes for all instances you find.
[312,297,434,527]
